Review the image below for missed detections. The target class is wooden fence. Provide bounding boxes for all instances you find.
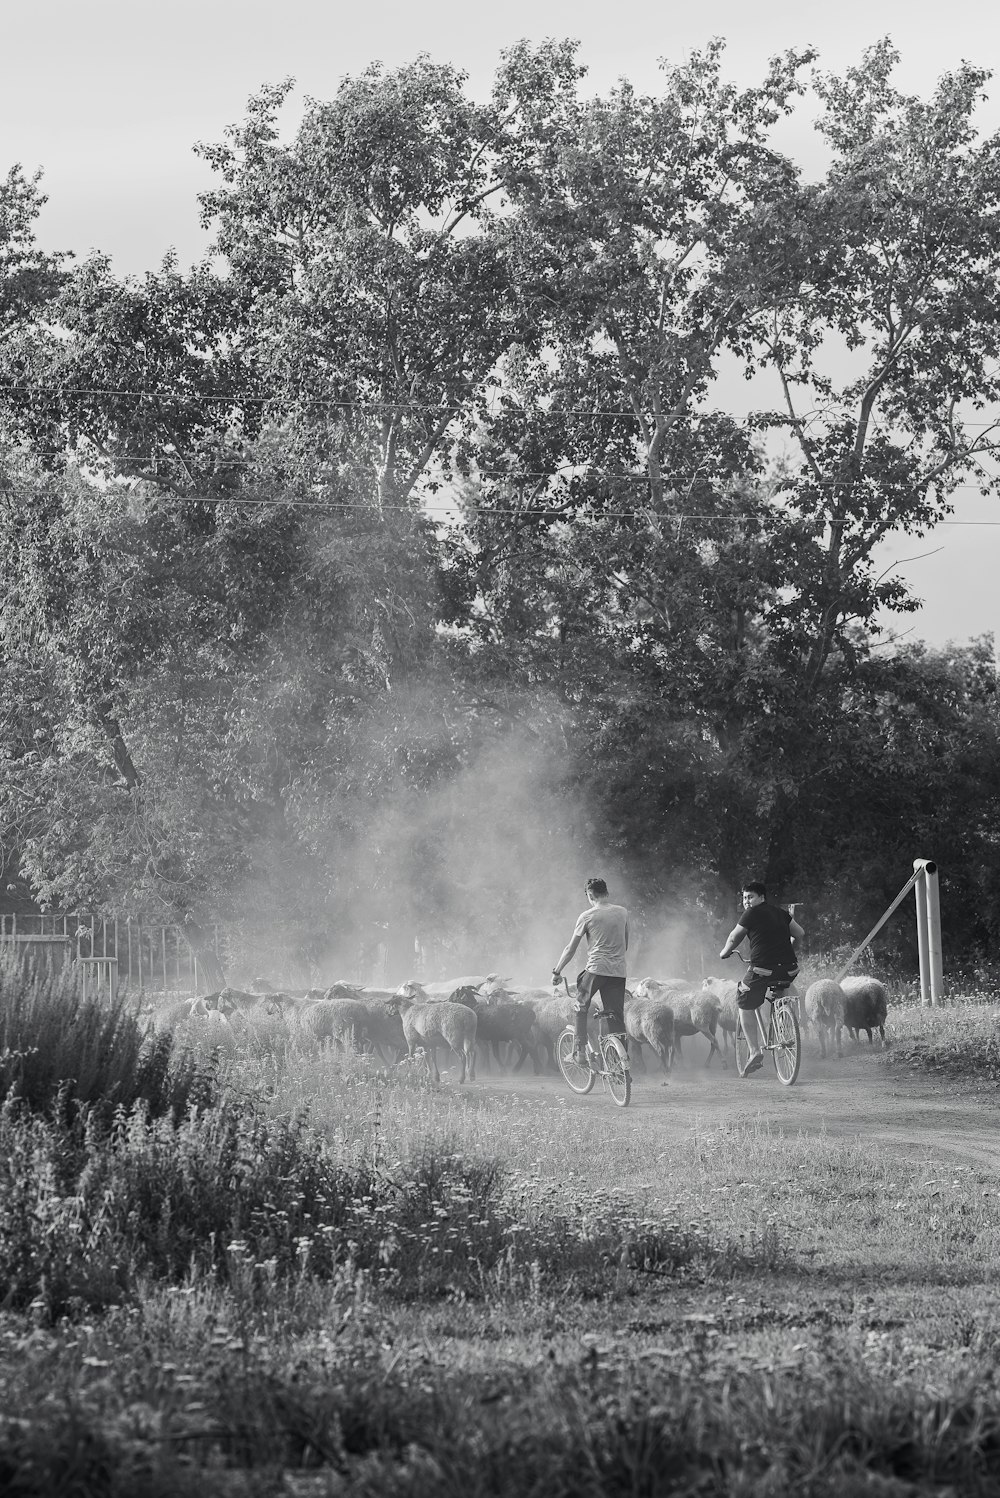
[0,912,222,994]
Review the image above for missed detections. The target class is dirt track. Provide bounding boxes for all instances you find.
[467,1038,1000,1173]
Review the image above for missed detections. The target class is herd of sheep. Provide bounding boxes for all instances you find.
[149,969,890,1081]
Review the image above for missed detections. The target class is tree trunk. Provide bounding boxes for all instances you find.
[180,916,226,991]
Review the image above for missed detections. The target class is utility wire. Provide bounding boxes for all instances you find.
[6,486,999,525]
[0,382,999,428]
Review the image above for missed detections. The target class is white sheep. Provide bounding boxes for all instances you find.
[841,977,888,1047]
[624,993,674,1074]
[700,976,741,1059]
[291,997,369,1050]
[174,1008,238,1059]
[638,978,724,1068]
[393,996,478,1083]
[227,1002,291,1055]
[803,979,845,1058]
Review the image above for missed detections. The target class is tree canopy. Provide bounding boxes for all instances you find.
[1,38,998,978]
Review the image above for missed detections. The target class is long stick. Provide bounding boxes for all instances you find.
[835,868,923,983]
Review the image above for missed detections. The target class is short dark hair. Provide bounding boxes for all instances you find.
[585,877,609,898]
[741,881,767,898]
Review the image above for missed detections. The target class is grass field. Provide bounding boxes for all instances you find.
[4,976,1000,1494]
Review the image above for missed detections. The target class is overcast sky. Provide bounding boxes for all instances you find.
[3,0,999,649]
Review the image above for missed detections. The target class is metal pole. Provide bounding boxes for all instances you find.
[914,862,931,1006]
[161,928,168,994]
[835,867,923,983]
[924,862,944,1007]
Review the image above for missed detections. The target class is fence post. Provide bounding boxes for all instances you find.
[914,862,931,1006]
[913,859,944,1007]
[926,863,944,1007]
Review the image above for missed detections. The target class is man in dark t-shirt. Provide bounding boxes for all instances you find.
[719,881,804,1074]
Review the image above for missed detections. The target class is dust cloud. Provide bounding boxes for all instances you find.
[224,715,726,992]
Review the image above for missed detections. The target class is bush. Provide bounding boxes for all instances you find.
[0,953,214,1126]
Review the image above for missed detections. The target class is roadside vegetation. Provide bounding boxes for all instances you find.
[5,964,1000,1494]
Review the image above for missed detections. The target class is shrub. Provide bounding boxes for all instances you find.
[0,953,214,1126]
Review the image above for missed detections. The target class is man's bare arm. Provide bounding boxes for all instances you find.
[553,932,583,977]
[719,922,748,959]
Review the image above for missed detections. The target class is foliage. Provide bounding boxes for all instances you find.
[0,953,212,1125]
[1,40,1000,962]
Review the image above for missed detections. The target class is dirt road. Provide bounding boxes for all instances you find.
[470,1039,1000,1173]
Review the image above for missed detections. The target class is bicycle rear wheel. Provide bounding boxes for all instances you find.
[602,1035,632,1108]
[772,1001,801,1086]
[557,1028,595,1095]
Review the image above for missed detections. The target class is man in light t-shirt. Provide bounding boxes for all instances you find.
[552,878,629,1065]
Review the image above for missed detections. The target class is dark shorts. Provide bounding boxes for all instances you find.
[575,972,627,1033]
[737,967,798,1012]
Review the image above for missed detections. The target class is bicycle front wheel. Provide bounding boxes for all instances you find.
[602,1035,632,1108]
[557,1028,595,1095]
[734,1023,751,1078]
[772,1002,801,1086]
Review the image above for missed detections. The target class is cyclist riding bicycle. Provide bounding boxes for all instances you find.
[720,881,804,1075]
[552,877,629,1067]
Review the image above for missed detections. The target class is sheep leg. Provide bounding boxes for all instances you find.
[701,1025,725,1069]
[510,1040,538,1075]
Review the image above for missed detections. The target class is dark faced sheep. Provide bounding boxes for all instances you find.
[803,979,845,1058]
[448,986,541,1074]
[841,977,888,1046]
[350,991,408,1063]
[393,996,478,1083]
[510,990,576,1072]
[422,974,505,996]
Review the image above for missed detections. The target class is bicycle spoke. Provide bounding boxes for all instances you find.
[557,1029,596,1095]
[772,1003,801,1086]
[602,1036,632,1107]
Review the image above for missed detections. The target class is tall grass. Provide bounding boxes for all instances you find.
[6,959,1000,1494]
[0,953,212,1125]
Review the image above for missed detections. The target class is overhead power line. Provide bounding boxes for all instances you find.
[0,381,999,428]
[5,484,999,526]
